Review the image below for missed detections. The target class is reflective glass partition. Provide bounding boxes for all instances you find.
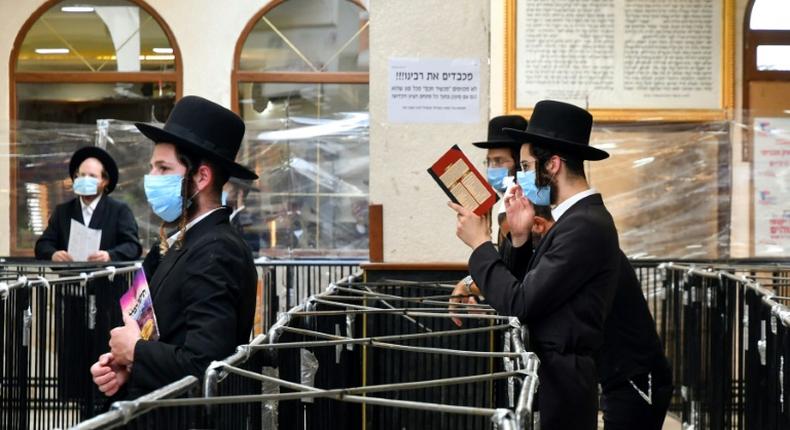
[236,0,370,257]
[11,0,179,254]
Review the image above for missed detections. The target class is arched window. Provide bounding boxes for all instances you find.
[9,0,181,255]
[233,0,369,258]
[744,0,790,104]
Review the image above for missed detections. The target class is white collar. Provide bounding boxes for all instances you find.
[551,188,599,221]
[80,194,102,212]
[166,207,224,247]
[230,205,246,221]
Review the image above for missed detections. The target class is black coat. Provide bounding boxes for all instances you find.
[127,208,257,397]
[469,194,620,430]
[34,196,142,261]
[599,252,669,390]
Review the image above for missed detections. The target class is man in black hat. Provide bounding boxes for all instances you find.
[528,206,672,430]
[223,177,262,253]
[35,146,142,262]
[450,100,620,429]
[450,115,530,325]
[90,96,258,398]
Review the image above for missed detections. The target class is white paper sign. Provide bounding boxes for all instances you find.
[388,58,480,123]
[68,219,103,261]
[753,117,790,256]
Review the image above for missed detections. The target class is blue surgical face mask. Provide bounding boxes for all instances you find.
[144,174,185,222]
[221,191,229,206]
[486,167,509,192]
[516,170,551,206]
[73,176,99,196]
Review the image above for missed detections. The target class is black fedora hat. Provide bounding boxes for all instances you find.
[503,100,608,161]
[227,177,259,193]
[135,96,258,179]
[472,115,527,149]
[69,146,119,194]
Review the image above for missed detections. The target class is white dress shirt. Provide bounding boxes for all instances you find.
[79,194,102,226]
[551,188,599,222]
[166,207,224,247]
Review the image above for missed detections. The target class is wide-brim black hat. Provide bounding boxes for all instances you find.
[503,100,608,161]
[472,115,527,149]
[69,146,119,194]
[227,177,259,193]
[135,96,258,180]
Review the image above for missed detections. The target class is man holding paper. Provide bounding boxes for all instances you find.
[35,146,142,262]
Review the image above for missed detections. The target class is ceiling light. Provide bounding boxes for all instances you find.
[35,48,69,54]
[61,6,95,13]
[152,47,173,54]
[142,55,175,61]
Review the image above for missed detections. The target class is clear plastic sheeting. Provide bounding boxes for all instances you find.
[299,348,319,403]
[3,114,789,260]
[588,121,731,259]
[238,110,370,258]
[2,115,369,258]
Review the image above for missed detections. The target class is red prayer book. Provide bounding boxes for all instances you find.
[427,145,499,216]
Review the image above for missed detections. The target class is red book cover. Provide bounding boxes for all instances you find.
[427,145,499,216]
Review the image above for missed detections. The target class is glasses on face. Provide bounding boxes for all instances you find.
[485,157,513,168]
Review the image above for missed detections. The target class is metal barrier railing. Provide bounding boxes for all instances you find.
[81,276,539,429]
[10,257,790,429]
[0,262,139,430]
[634,262,790,430]
[70,375,200,430]
[0,258,361,429]
[255,258,363,332]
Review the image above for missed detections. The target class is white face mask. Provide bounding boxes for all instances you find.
[73,176,99,196]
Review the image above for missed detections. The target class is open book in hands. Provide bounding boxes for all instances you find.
[428,145,499,216]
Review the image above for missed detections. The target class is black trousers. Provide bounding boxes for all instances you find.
[601,369,673,430]
[537,352,599,430]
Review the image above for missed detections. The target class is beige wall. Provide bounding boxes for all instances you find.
[369,0,490,262]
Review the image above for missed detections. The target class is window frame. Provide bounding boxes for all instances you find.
[231,0,370,258]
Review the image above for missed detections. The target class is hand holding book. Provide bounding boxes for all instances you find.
[427,145,499,216]
[119,268,160,341]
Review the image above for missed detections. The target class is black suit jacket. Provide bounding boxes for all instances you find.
[127,208,257,397]
[34,196,142,261]
[470,194,620,355]
[469,194,620,429]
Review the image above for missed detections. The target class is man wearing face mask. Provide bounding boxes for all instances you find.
[449,115,529,324]
[35,146,142,262]
[450,100,620,430]
[90,96,258,399]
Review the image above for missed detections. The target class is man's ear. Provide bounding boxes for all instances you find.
[193,164,213,192]
[548,155,562,176]
[532,217,547,235]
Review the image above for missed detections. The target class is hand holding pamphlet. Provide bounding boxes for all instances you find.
[119,268,160,341]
